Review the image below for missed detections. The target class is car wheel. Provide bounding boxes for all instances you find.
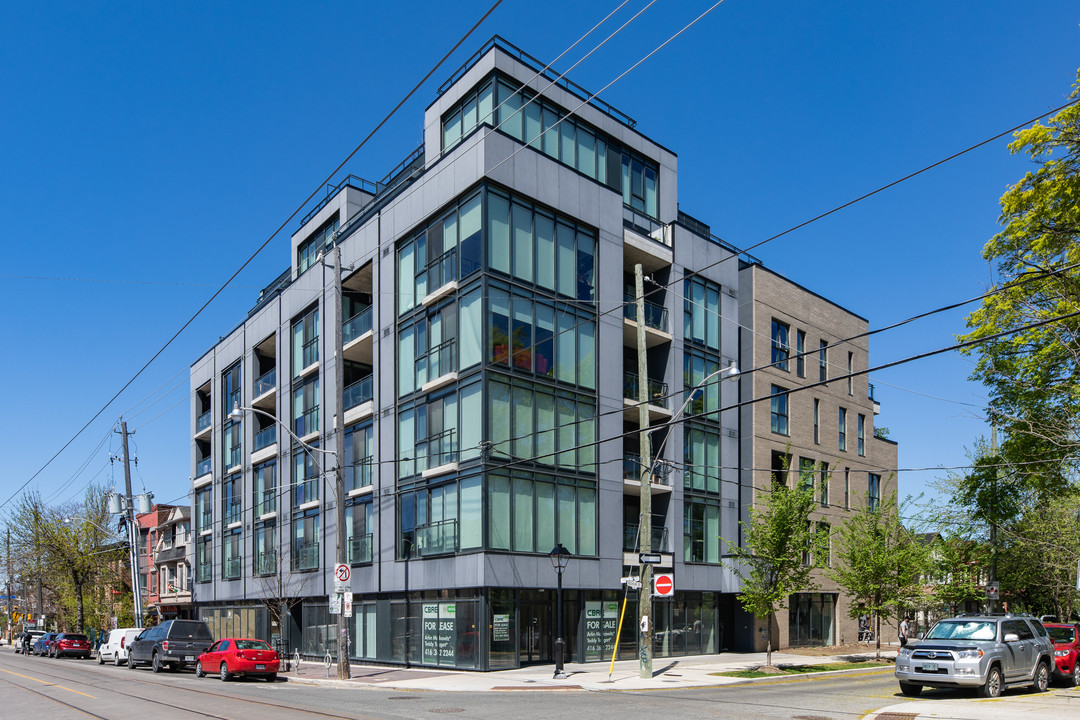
[978,665,1003,698]
[97,651,104,665]
[128,654,136,670]
[114,653,122,667]
[265,673,277,683]
[220,662,232,682]
[899,682,923,696]
[1071,660,1080,688]
[195,660,206,678]
[152,652,163,673]
[1032,660,1049,692]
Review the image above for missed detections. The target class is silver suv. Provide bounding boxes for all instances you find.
[895,613,1054,697]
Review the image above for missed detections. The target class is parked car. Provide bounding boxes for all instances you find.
[195,638,280,682]
[49,633,92,659]
[97,628,142,666]
[33,633,57,656]
[1044,622,1080,686]
[895,612,1054,697]
[127,619,213,672]
[16,630,45,654]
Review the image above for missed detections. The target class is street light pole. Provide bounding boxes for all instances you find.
[120,419,144,628]
[549,543,570,678]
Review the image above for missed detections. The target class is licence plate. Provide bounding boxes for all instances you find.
[921,663,938,672]
[255,664,266,670]
[185,656,194,661]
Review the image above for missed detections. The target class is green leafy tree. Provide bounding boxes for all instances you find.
[830,490,928,659]
[959,72,1080,493]
[728,481,824,669]
[927,536,986,618]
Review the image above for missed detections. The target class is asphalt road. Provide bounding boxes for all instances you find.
[2,649,1074,720]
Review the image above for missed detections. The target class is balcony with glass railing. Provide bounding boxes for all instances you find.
[622,454,673,492]
[253,368,277,406]
[293,542,320,571]
[253,424,277,452]
[348,533,373,564]
[195,456,212,479]
[416,428,457,475]
[416,519,458,556]
[346,456,373,493]
[254,488,276,517]
[343,306,373,345]
[255,551,277,576]
[224,555,242,579]
[623,373,672,424]
[195,410,212,437]
[344,374,374,411]
[623,524,670,553]
[196,562,212,583]
[294,407,319,438]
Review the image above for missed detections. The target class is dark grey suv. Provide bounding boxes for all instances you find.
[127,620,213,673]
[895,613,1054,697]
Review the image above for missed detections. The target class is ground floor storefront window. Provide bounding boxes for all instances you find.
[788,592,835,646]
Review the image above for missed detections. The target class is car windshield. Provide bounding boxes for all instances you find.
[926,620,997,641]
[1048,626,1076,644]
[235,640,271,650]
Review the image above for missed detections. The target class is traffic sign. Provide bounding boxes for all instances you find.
[343,592,353,618]
[653,573,674,597]
[638,552,662,564]
[329,593,342,614]
[986,582,999,600]
[333,563,351,591]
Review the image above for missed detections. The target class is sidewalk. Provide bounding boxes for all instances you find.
[283,647,898,691]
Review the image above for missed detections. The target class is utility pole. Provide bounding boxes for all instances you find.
[989,426,999,613]
[634,264,653,679]
[120,420,144,628]
[5,530,11,643]
[332,244,350,679]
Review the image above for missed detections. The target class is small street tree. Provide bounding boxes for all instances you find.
[927,535,986,618]
[728,481,824,670]
[830,490,928,659]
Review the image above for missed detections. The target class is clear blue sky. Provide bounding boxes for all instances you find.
[2,1,1077,521]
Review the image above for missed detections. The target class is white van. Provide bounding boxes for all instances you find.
[97,628,141,666]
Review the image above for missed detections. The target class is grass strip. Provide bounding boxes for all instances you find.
[712,661,890,678]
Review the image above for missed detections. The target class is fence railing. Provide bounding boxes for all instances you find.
[348,534,373,564]
[343,306,373,344]
[416,519,458,556]
[294,543,320,571]
[623,373,669,408]
[254,368,277,397]
[623,524,670,553]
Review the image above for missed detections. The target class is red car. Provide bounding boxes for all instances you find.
[195,638,280,682]
[49,633,92,659]
[1045,623,1080,686]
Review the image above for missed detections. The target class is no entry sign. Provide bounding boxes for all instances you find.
[654,573,674,597]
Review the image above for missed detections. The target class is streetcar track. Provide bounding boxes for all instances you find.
[0,674,109,719]
[0,658,381,720]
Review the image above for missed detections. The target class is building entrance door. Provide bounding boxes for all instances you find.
[519,601,551,665]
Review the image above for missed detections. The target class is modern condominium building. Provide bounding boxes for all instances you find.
[189,37,898,669]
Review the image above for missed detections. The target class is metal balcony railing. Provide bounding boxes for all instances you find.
[344,374,374,410]
[196,410,211,433]
[199,510,213,532]
[254,424,277,451]
[623,373,668,408]
[416,519,458,556]
[196,562,212,583]
[254,368,276,397]
[420,246,457,294]
[224,443,242,470]
[255,551,277,576]
[622,454,672,485]
[293,479,319,507]
[348,534,373,564]
[418,338,456,381]
[623,524,670,553]
[254,488,276,517]
[301,336,319,369]
[223,500,242,526]
[416,428,457,472]
[294,543,320,571]
[623,293,668,332]
[343,306,373,344]
[294,407,319,437]
[346,455,373,493]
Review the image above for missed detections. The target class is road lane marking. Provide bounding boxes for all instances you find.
[0,667,98,698]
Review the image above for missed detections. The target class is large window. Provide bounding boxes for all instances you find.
[838,407,847,451]
[684,349,720,417]
[253,520,276,576]
[222,362,242,469]
[222,475,241,525]
[770,385,789,435]
[398,382,483,479]
[195,487,212,533]
[490,284,594,388]
[293,443,320,506]
[488,472,596,556]
[344,423,373,492]
[399,299,461,396]
[196,535,212,583]
[292,509,320,571]
[488,377,595,474]
[346,501,373,564]
[297,215,339,276]
[292,308,319,377]
[771,320,790,370]
[684,497,720,564]
[222,529,241,580]
[397,192,482,316]
[487,190,595,302]
[442,75,660,219]
[253,461,276,517]
[292,375,319,437]
[799,457,815,493]
[684,277,722,351]
[684,424,720,493]
[820,462,830,506]
[868,473,881,512]
[857,414,866,456]
[399,475,483,555]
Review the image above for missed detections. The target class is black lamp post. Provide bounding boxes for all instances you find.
[549,543,571,678]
